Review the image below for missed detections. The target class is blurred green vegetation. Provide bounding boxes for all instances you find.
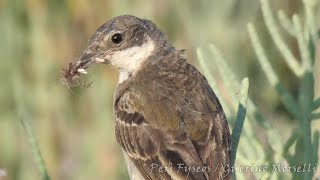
[0,0,319,179]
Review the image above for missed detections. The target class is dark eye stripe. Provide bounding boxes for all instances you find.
[130,26,146,46]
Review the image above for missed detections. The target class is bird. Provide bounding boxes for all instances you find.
[66,15,231,180]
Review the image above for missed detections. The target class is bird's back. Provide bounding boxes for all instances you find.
[114,51,231,179]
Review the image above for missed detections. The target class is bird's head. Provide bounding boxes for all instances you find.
[72,15,172,75]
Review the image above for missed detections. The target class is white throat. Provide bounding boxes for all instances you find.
[111,39,155,74]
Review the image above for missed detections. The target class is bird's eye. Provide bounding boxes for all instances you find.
[111,33,123,44]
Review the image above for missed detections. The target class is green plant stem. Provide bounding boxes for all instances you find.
[312,98,320,111]
[231,78,249,167]
[277,10,295,36]
[260,0,303,77]
[20,118,50,180]
[298,72,314,180]
[311,112,320,120]
[283,129,299,156]
[247,23,299,118]
[312,131,319,164]
[292,14,312,71]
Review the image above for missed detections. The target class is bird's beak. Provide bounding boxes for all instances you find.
[75,50,110,74]
[62,48,111,87]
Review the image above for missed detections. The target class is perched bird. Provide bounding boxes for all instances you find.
[66,15,231,180]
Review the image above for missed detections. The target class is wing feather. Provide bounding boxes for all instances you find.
[113,54,231,180]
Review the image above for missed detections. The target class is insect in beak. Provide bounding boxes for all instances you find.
[62,50,109,87]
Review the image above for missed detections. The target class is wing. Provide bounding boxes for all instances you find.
[114,55,231,180]
[114,93,211,179]
[193,82,231,179]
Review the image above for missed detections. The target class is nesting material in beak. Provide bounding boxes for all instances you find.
[94,57,105,63]
[61,62,83,87]
[62,54,106,88]
[77,68,88,74]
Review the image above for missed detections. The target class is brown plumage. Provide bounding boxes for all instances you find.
[64,15,231,179]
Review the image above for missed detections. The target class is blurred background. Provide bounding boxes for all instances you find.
[0,0,319,179]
